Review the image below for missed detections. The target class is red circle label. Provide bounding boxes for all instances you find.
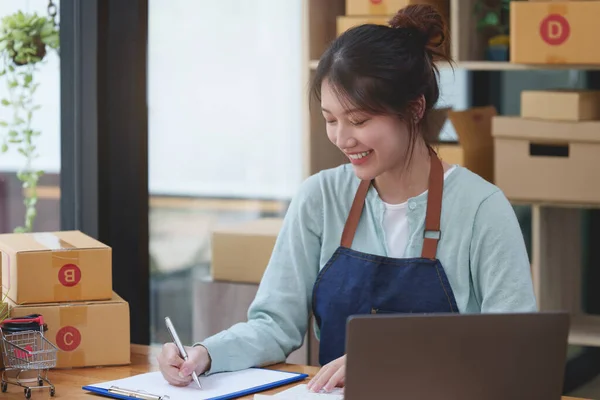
[56,326,81,351]
[58,264,81,287]
[540,14,570,46]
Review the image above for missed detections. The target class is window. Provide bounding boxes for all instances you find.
[0,0,60,234]
[148,0,302,346]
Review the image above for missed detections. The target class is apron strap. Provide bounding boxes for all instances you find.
[341,179,371,248]
[421,147,444,260]
[340,146,444,260]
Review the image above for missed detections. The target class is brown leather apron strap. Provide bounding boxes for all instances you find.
[341,179,371,248]
[340,147,444,258]
[421,147,444,260]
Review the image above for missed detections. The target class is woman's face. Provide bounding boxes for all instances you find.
[321,79,411,181]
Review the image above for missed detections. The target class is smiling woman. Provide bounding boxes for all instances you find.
[156,3,536,395]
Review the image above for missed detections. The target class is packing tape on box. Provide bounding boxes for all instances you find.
[547,3,567,14]
[33,233,77,251]
[31,233,85,301]
[52,251,83,301]
[56,305,88,367]
[369,3,388,15]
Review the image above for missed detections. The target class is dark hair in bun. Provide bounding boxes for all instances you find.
[311,4,452,164]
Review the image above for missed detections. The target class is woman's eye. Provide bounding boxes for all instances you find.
[351,119,368,126]
[325,120,336,124]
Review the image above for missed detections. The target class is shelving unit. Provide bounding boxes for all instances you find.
[301,0,600,348]
[301,0,600,177]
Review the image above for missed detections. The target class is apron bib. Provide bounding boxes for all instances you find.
[312,148,459,366]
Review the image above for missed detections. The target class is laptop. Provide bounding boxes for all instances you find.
[343,312,570,400]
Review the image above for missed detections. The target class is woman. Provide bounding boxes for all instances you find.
[157,3,537,393]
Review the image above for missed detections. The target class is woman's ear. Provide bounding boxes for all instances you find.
[414,95,426,122]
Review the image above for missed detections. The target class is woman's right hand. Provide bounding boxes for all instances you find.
[157,343,211,386]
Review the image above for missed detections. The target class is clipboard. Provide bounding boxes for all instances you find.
[82,369,309,400]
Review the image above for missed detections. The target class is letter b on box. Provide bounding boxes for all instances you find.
[58,264,81,287]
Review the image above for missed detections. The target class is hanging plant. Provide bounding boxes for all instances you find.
[0,7,59,233]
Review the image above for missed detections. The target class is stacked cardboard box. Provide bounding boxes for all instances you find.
[511,1,600,65]
[0,230,130,368]
[492,90,600,204]
[435,106,497,184]
[336,0,450,56]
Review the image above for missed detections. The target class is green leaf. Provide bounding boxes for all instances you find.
[8,130,18,137]
[14,117,25,125]
[0,121,8,127]
[1,143,7,153]
[24,74,32,85]
[9,138,22,144]
[1,99,10,106]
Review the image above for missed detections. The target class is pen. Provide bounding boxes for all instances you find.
[164,316,202,389]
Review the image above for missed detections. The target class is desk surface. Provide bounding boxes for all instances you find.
[3,345,587,399]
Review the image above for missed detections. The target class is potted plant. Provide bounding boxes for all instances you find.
[0,10,59,233]
[473,0,511,61]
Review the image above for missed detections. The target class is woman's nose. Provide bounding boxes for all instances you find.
[336,127,356,149]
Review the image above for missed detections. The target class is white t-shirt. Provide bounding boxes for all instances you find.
[382,166,456,258]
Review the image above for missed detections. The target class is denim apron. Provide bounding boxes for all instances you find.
[312,148,459,366]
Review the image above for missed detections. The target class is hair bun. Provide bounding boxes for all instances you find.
[388,4,447,54]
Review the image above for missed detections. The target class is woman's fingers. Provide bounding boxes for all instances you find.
[323,364,345,392]
[157,343,192,386]
[307,365,328,391]
[164,365,193,386]
[308,363,339,393]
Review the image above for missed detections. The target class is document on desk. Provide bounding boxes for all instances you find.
[82,368,308,400]
[254,384,344,400]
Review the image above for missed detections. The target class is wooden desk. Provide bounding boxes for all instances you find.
[5,345,587,399]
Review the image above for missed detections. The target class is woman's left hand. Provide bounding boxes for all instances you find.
[307,355,346,393]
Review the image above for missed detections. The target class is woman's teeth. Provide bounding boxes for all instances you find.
[349,151,371,160]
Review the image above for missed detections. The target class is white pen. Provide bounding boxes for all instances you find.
[164,316,202,389]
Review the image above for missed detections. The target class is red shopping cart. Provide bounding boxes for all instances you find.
[0,315,57,398]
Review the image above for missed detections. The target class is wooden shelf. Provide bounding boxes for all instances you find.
[570,315,600,347]
[309,59,600,72]
[457,61,600,71]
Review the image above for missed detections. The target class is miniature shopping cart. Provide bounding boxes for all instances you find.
[0,315,57,398]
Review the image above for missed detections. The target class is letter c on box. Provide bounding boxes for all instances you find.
[56,326,81,351]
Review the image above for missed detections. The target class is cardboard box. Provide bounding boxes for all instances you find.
[211,218,282,284]
[0,231,112,305]
[521,90,600,121]
[510,1,600,64]
[338,1,450,56]
[432,106,497,183]
[492,116,600,204]
[336,15,392,36]
[345,0,449,17]
[9,292,130,368]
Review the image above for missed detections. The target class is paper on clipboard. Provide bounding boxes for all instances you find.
[83,369,308,400]
[254,384,344,399]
